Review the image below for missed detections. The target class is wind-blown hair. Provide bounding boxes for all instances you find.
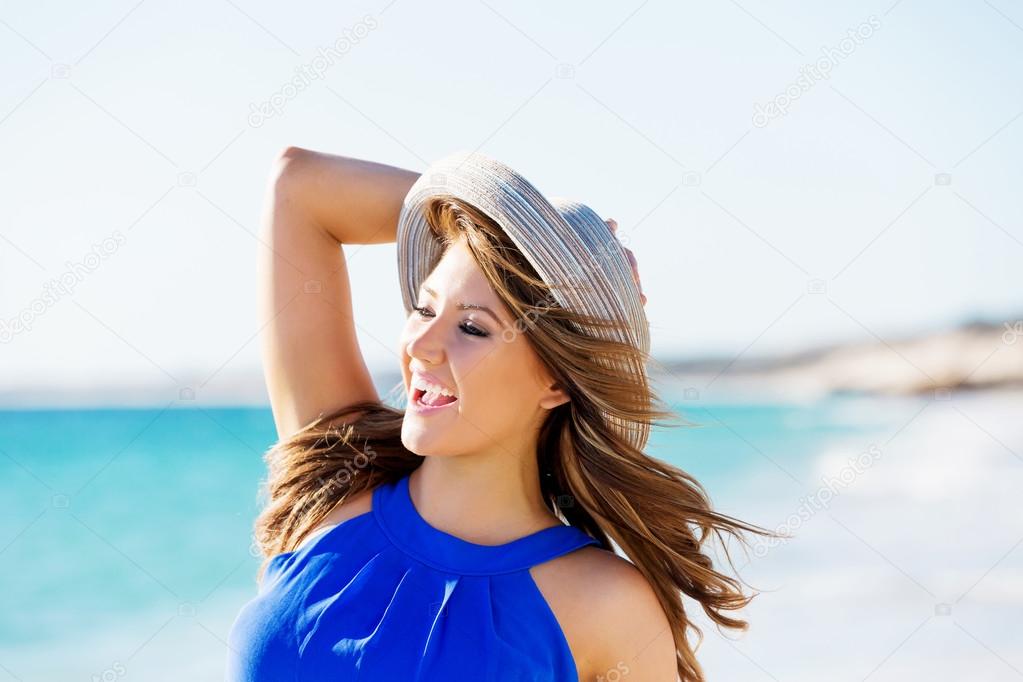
[252,196,779,682]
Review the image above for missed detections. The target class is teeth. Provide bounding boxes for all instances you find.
[412,376,456,398]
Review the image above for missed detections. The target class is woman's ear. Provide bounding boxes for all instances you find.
[539,381,570,410]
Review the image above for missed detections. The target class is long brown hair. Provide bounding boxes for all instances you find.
[253,195,781,682]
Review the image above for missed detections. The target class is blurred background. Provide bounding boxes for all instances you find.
[2,1,1022,680]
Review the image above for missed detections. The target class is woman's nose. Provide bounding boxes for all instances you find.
[404,319,444,365]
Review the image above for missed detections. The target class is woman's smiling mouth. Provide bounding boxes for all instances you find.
[410,386,459,414]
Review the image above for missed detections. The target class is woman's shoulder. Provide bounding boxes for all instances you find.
[530,545,677,681]
[291,484,376,551]
[323,485,375,523]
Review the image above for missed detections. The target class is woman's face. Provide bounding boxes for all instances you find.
[398,237,568,459]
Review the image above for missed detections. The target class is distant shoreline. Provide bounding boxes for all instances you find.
[3,317,1019,408]
[654,317,1023,401]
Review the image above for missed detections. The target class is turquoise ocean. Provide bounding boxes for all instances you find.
[2,387,1019,680]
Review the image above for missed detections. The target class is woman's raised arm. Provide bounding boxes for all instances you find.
[258,147,420,441]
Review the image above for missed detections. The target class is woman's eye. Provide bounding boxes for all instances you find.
[411,306,489,338]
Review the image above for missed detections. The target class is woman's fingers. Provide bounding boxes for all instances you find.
[604,217,646,307]
[628,253,646,306]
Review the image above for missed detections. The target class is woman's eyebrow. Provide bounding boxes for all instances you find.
[421,284,503,325]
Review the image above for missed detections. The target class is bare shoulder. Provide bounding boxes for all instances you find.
[291,484,376,551]
[321,484,375,523]
[531,545,678,681]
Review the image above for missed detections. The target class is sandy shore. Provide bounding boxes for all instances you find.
[4,317,1020,408]
[653,317,1023,400]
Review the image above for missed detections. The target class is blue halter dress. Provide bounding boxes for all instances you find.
[225,472,602,680]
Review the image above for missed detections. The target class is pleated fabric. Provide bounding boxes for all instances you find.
[225,473,601,681]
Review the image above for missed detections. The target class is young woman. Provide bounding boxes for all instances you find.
[226,147,774,681]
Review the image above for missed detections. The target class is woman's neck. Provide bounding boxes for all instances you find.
[408,457,562,545]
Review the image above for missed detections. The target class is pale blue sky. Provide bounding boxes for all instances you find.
[1,0,1021,396]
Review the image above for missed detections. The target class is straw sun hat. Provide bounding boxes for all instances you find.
[395,149,651,451]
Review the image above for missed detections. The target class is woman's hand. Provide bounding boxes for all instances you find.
[605,218,647,306]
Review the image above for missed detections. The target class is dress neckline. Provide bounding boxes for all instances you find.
[372,472,599,576]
